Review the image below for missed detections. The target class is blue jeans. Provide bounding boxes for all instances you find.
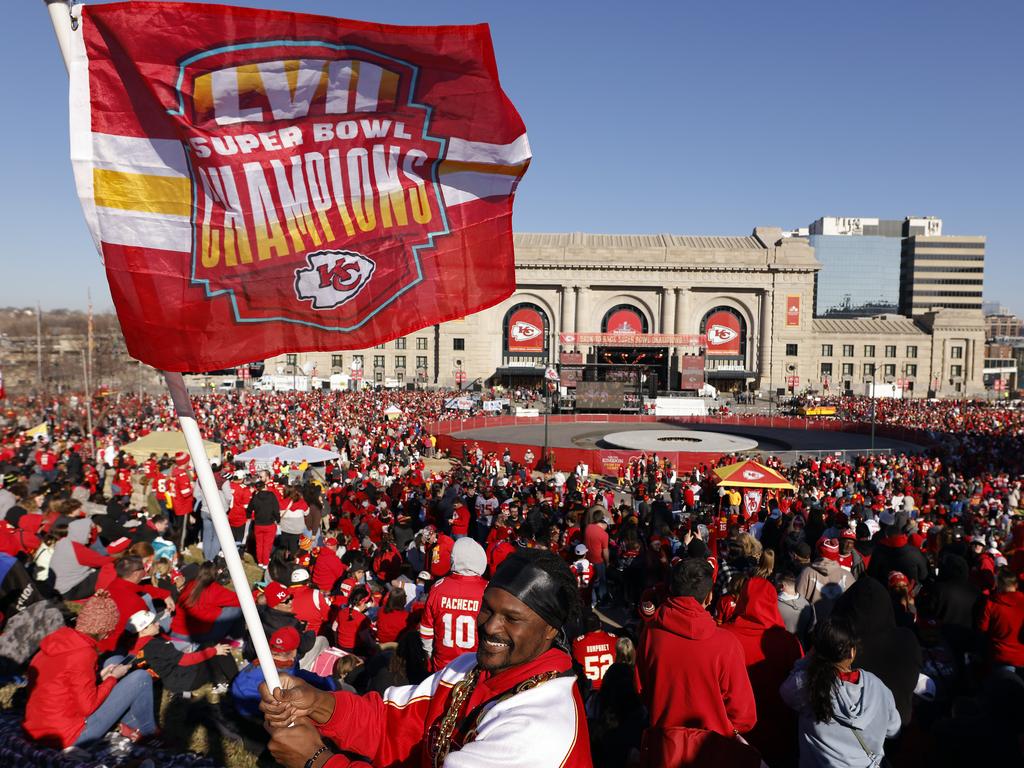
[75,667,156,745]
[593,563,609,604]
[202,513,220,561]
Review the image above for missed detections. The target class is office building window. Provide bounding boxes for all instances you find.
[820,363,833,377]
[842,363,854,376]
[395,356,406,369]
[374,343,386,349]
[951,346,963,359]
[864,363,876,378]
[906,346,918,358]
[375,370,384,383]
[864,345,875,357]
[394,338,406,350]
[842,344,854,357]
[821,344,833,357]
[453,338,465,351]
[884,364,896,378]
[950,364,963,378]
[285,354,297,367]
[331,354,343,369]
[785,344,798,356]
[373,355,385,368]
[416,337,428,350]
[416,356,428,370]
[885,345,896,358]
[906,364,917,376]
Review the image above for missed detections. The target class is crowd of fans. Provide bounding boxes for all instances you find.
[0,390,1022,767]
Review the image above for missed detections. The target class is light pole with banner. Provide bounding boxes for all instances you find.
[543,366,559,469]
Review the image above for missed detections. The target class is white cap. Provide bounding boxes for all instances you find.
[290,568,311,583]
[574,543,588,557]
[127,610,156,633]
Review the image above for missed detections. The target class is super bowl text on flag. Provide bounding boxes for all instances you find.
[68,1,530,371]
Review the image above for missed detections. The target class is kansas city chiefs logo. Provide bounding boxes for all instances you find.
[294,250,375,310]
[511,320,542,342]
[707,324,739,345]
[741,469,765,481]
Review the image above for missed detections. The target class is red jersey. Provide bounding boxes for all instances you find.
[572,630,617,691]
[226,481,253,528]
[171,468,193,516]
[35,450,58,472]
[418,573,487,671]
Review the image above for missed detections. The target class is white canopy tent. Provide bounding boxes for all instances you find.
[278,445,341,464]
[233,443,289,467]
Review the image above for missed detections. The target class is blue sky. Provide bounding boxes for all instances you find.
[4,0,1022,312]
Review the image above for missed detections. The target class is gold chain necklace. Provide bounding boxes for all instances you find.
[429,669,481,768]
[428,668,563,767]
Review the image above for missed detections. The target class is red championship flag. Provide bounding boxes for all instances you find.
[68,1,530,371]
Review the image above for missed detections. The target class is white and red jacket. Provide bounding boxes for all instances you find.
[318,649,592,768]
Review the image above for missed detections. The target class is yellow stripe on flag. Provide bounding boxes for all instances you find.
[438,160,527,177]
[93,169,192,217]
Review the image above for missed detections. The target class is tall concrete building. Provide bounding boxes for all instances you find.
[899,234,985,316]
[808,217,905,317]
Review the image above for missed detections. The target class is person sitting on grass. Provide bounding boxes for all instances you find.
[126,609,239,696]
[23,591,157,749]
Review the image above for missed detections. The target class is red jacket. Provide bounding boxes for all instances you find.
[376,606,415,644]
[96,577,148,654]
[636,596,757,737]
[428,534,454,578]
[170,580,240,638]
[313,547,346,593]
[722,577,803,766]
[980,590,1024,667]
[24,627,118,748]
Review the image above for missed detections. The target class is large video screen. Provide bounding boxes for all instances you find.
[576,381,626,410]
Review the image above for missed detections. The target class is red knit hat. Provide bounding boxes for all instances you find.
[818,538,840,561]
[174,451,190,467]
[76,590,119,638]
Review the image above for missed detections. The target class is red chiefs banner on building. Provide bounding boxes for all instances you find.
[786,295,801,327]
[68,3,530,372]
[704,310,742,356]
[506,307,545,353]
[605,308,645,335]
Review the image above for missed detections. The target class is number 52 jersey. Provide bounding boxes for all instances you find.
[572,630,618,691]
[418,572,488,671]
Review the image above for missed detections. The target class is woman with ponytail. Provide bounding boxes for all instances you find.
[780,616,901,767]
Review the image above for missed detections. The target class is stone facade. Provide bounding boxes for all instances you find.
[265,228,985,397]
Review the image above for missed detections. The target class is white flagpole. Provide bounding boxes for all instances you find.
[42,0,281,691]
[163,372,282,691]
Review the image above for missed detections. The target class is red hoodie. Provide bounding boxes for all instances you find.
[722,577,803,767]
[636,596,756,737]
[24,627,118,748]
[980,590,1024,667]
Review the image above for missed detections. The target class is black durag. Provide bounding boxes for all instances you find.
[487,549,572,631]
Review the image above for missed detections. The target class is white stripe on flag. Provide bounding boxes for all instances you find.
[92,133,189,177]
[354,62,382,112]
[96,206,192,252]
[446,134,531,166]
[439,170,520,207]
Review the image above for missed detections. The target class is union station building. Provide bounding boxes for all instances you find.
[265,227,985,398]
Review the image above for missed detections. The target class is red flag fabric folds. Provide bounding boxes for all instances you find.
[69,1,530,371]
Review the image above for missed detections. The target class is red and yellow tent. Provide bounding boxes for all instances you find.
[713,459,795,490]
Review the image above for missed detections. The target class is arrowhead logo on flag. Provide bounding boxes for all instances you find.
[742,488,763,519]
[707,324,739,345]
[741,469,765,481]
[294,251,376,310]
[68,3,530,372]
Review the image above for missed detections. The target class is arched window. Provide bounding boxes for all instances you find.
[700,306,746,357]
[503,302,549,357]
[601,305,648,334]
